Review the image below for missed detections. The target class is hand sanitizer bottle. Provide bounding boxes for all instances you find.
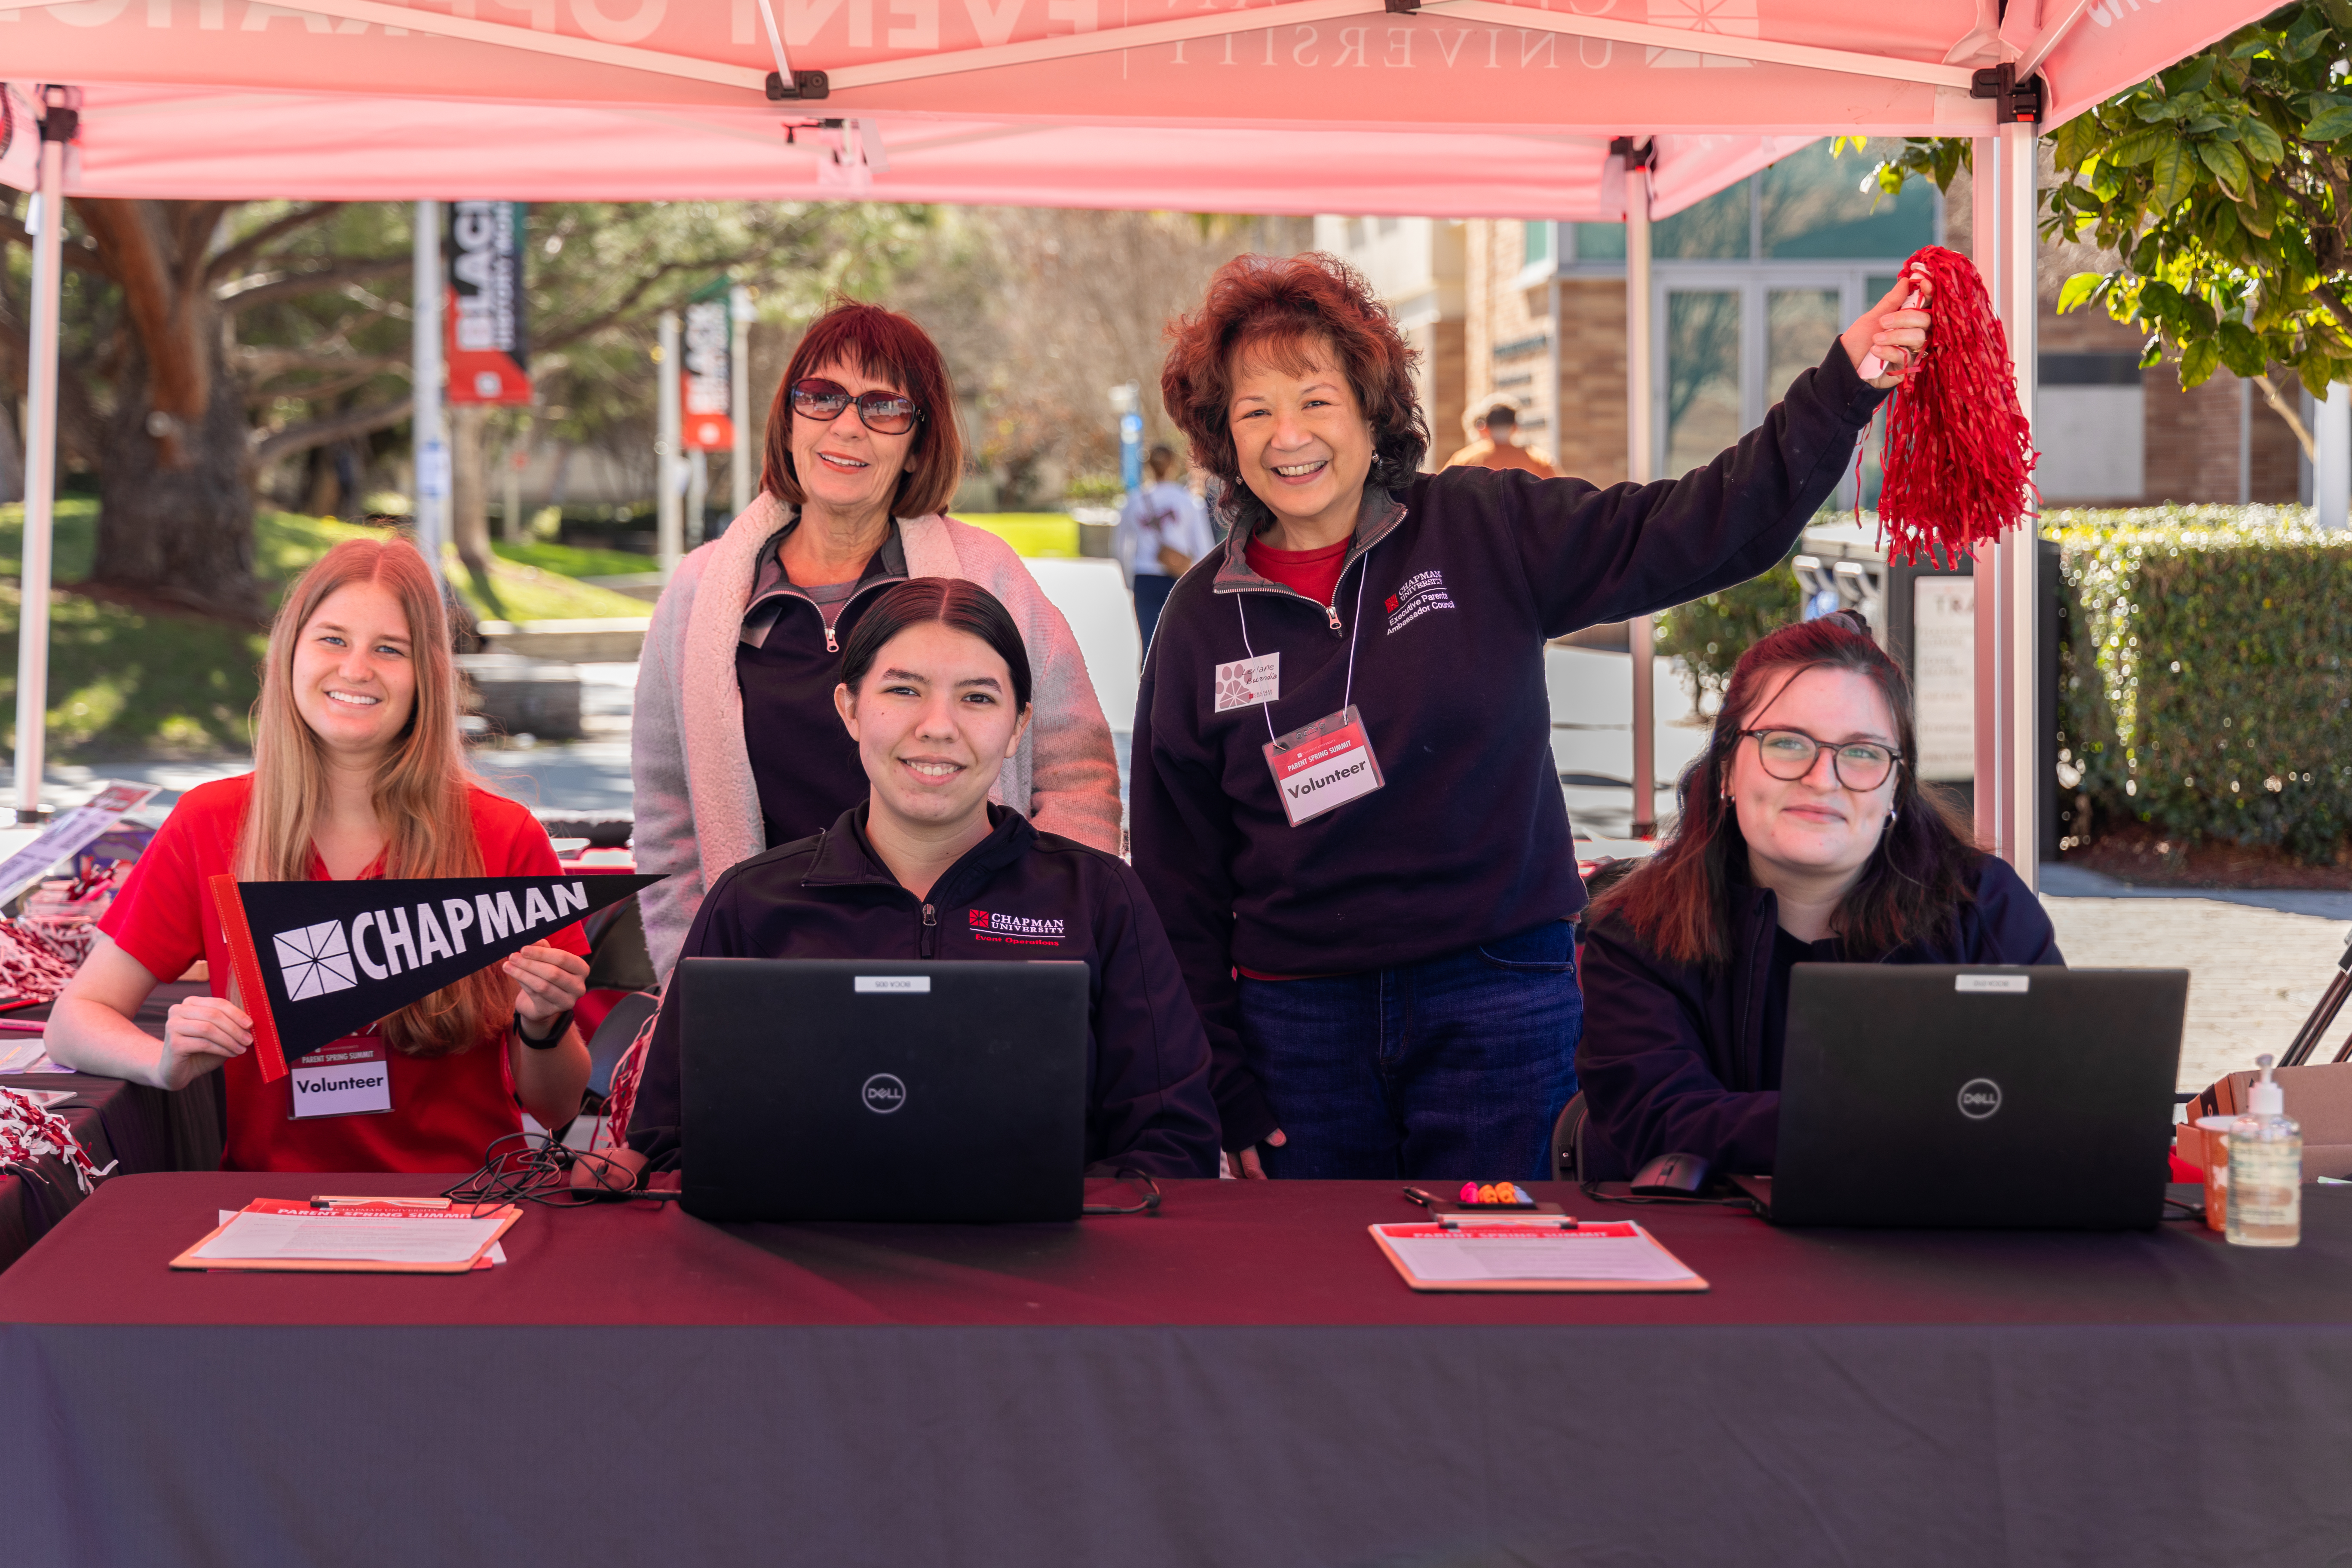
[2227,1054,2301,1249]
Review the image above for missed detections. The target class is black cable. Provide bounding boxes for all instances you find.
[442,1130,680,1209]
[1080,1170,1161,1216]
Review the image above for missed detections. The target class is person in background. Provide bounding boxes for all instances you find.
[1442,403,1556,478]
[631,298,1122,978]
[1113,443,1217,654]
[48,536,591,1172]
[597,579,1220,1185]
[1576,612,2062,1180]
[1132,252,1927,1184]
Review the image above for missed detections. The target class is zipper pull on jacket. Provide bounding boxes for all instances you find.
[920,902,937,957]
[1325,603,1343,635]
[824,624,839,653]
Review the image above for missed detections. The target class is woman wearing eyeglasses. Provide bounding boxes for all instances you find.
[632,298,1121,975]
[1574,611,2062,1181]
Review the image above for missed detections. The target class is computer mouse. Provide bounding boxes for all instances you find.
[1630,1151,1713,1197]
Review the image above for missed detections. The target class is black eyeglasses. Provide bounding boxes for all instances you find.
[1743,729,1902,791]
[790,377,922,435]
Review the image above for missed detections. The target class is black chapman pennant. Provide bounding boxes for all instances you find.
[207,872,663,1080]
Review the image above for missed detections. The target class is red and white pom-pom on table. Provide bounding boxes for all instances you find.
[1862,245,2040,566]
[0,1085,115,1196]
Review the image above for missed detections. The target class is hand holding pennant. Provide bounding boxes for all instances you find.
[206,872,664,1081]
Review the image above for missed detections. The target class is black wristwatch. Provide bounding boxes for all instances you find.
[514,1007,575,1050]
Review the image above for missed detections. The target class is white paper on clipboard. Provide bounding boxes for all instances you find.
[1371,1221,1707,1291]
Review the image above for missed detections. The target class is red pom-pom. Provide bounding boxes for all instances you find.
[1868,245,2039,565]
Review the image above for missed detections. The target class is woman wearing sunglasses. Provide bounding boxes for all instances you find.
[1574,611,2062,1181]
[632,298,1121,975]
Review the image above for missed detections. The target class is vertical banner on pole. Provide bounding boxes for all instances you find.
[445,201,531,407]
[680,279,735,454]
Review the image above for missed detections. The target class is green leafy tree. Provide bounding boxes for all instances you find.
[0,196,925,619]
[1844,2,2352,456]
[1655,548,1802,714]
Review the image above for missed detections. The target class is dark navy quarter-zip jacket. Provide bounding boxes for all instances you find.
[1577,854,2064,1180]
[627,804,1222,1178]
[1130,339,1890,1149]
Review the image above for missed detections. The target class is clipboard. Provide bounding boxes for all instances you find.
[169,1200,521,1274]
[1369,1220,1710,1293]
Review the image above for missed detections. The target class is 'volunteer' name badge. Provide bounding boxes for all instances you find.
[1214,652,1280,712]
[288,1039,392,1119]
[1263,704,1384,826]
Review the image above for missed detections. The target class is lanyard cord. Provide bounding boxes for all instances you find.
[1234,550,1372,744]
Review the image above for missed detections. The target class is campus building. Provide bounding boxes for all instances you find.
[1322,142,2303,505]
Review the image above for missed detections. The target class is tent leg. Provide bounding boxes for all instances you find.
[12,115,68,824]
[1969,135,2002,857]
[2001,121,2040,890]
[730,283,753,520]
[412,199,448,595]
[657,309,683,578]
[1626,156,1657,838]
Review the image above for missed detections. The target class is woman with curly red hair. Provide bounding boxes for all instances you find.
[1131,251,1929,1182]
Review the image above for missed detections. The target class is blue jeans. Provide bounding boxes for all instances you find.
[1235,922,1582,1182]
[1133,573,1177,657]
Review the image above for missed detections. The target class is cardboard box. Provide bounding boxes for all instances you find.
[2187,1062,2352,1182]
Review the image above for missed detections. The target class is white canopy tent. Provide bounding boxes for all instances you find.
[0,0,2282,882]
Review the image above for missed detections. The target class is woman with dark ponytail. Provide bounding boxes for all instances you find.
[1576,610,2062,1181]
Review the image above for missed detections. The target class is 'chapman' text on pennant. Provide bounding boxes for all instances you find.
[208,872,662,1081]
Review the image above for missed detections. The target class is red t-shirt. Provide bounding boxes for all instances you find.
[1245,536,1350,607]
[98,775,589,1173]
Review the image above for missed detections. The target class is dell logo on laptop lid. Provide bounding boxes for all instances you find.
[1957,1078,2003,1120]
[861,1073,907,1114]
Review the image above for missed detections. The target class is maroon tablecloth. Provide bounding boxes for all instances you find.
[4,1174,2350,1568]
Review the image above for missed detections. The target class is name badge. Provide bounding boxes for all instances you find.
[1263,704,1385,826]
[288,1038,393,1119]
[1214,652,1280,712]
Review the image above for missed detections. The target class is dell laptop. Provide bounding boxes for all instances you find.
[1737,965,2189,1229]
[677,957,1091,1224]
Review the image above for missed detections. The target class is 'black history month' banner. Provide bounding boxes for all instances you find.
[208,873,660,1080]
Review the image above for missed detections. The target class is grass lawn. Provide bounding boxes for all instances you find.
[0,503,647,760]
[491,539,660,579]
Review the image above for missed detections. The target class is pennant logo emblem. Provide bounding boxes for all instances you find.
[272,919,358,1001]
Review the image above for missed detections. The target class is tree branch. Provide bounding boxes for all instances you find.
[534,257,755,351]
[205,202,340,286]
[251,396,412,469]
[219,256,408,316]
[68,199,211,453]
[243,367,405,407]
[0,216,115,280]
[235,347,405,380]
[2252,371,2318,463]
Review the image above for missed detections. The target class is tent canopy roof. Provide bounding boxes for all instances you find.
[0,0,2269,215]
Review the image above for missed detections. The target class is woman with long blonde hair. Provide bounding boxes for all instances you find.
[51,535,592,1171]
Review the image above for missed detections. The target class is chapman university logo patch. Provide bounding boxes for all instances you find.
[1384,570,1455,634]
[966,907,1066,947]
[272,920,359,1001]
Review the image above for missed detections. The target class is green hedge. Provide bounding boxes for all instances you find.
[2052,504,2352,863]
